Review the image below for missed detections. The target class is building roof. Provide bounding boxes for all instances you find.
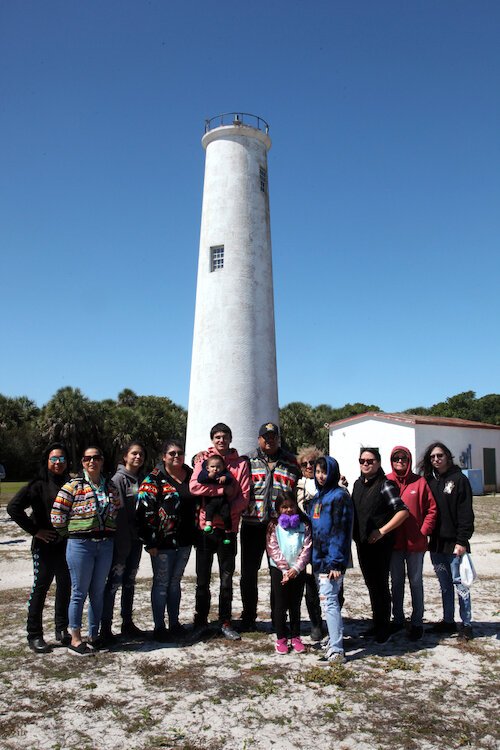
[329,412,500,431]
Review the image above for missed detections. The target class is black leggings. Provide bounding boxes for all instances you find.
[269,566,306,640]
[27,540,71,639]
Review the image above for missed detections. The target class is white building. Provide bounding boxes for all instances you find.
[329,412,500,493]
[185,114,279,459]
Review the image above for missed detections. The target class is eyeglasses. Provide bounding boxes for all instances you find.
[167,450,184,457]
[430,453,445,460]
[82,455,103,463]
[300,460,315,468]
[392,456,409,463]
[359,458,377,465]
[49,456,66,464]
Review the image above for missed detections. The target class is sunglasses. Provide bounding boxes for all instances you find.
[300,460,315,468]
[49,456,66,464]
[430,453,445,460]
[82,455,103,463]
[359,458,376,465]
[167,450,184,457]
[392,456,409,463]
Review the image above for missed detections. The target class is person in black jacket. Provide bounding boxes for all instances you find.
[420,442,474,640]
[351,447,408,645]
[7,442,71,653]
[136,439,197,642]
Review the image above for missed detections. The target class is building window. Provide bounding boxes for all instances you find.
[210,245,224,271]
[259,166,267,193]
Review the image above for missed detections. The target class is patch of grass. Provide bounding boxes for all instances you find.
[382,656,421,673]
[324,697,347,717]
[298,663,354,688]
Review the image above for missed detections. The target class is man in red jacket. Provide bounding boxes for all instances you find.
[387,446,437,641]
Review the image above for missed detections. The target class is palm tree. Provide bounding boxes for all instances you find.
[39,387,96,470]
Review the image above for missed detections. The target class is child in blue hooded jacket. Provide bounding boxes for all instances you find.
[310,456,353,664]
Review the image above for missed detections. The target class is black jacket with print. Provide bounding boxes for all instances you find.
[427,465,474,552]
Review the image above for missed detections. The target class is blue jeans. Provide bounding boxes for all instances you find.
[101,539,143,627]
[430,552,472,626]
[390,550,425,626]
[316,573,344,654]
[66,538,114,639]
[150,546,191,629]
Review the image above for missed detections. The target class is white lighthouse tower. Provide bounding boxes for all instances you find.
[185,113,279,459]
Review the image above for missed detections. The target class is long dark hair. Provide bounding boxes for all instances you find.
[41,442,70,482]
[419,442,454,477]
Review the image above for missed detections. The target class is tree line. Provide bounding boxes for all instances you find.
[0,387,498,480]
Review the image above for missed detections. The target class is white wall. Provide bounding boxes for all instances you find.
[415,425,500,489]
[329,417,417,490]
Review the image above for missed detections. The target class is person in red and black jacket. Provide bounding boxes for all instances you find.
[387,446,437,641]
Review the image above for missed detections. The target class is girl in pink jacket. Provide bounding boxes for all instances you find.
[266,493,312,655]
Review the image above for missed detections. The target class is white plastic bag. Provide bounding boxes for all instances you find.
[459,552,477,587]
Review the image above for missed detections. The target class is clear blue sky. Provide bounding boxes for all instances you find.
[1,1,499,412]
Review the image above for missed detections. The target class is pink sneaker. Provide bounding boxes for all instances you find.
[275,638,289,655]
[291,637,306,654]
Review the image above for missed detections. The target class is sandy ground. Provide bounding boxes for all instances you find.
[0,506,499,750]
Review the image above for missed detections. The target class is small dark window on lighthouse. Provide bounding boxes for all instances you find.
[210,245,224,271]
[259,166,267,193]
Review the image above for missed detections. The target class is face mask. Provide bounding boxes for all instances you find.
[278,513,300,530]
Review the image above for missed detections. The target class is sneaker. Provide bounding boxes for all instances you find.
[458,625,473,641]
[169,623,188,640]
[291,637,306,654]
[153,627,170,643]
[121,622,145,639]
[54,629,71,646]
[221,622,241,641]
[318,650,346,665]
[98,627,117,647]
[408,625,424,642]
[310,626,323,642]
[390,621,406,634]
[68,642,94,657]
[375,628,393,645]
[88,637,108,651]
[238,618,257,633]
[429,620,457,634]
[275,638,289,655]
[28,637,52,654]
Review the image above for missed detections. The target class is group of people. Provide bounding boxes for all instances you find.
[7,420,475,662]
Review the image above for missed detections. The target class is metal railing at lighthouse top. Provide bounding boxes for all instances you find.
[204,112,270,134]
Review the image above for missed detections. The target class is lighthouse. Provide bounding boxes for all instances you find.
[185,113,279,459]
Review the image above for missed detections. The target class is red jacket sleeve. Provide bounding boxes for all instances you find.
[420,480,438,537]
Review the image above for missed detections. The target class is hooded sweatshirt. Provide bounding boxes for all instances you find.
[112,463,144,560]
[386,446,438,553]
[426,464,474,553]
[309,456,353,574]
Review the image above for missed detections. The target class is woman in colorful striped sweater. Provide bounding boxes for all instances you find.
[52,445,120,656]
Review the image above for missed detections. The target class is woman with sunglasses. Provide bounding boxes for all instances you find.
[420,442,474,640]
[351,447,409,644]
[136,439,197,641]
[51,446,120,656]
[7,443,71,654]
[296,446,325,641]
